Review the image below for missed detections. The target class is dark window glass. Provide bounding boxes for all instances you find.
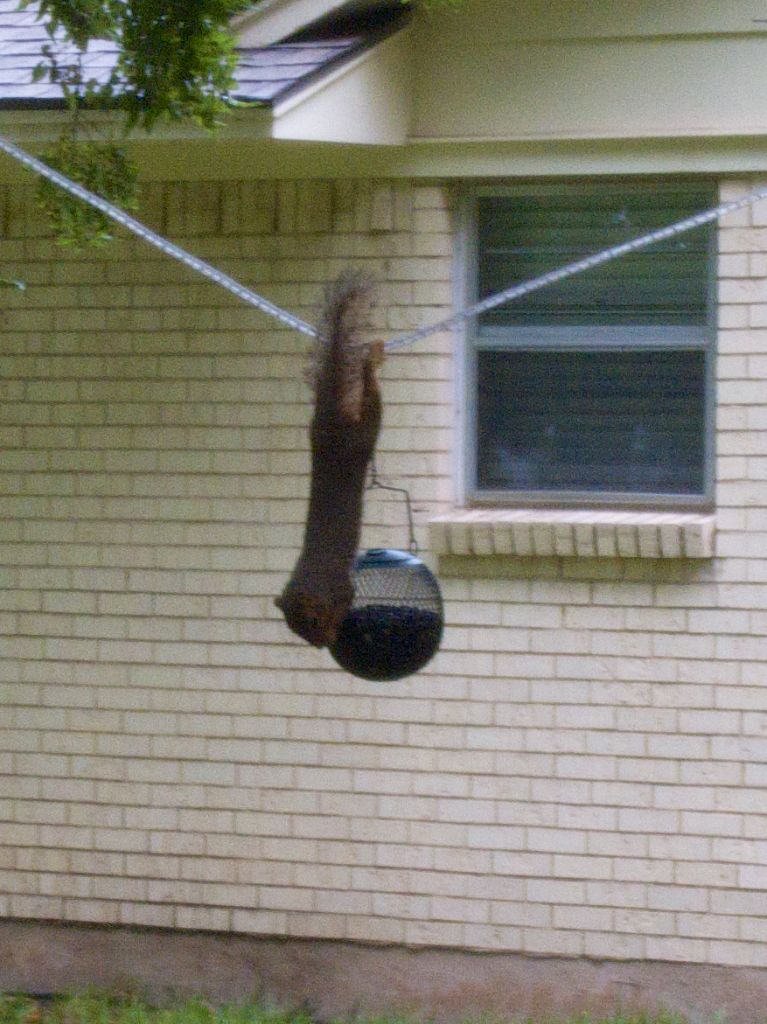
[477,349,706,495]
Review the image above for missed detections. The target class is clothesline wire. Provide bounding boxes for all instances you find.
[0,134,319,340]
[1,132,765,349]
[386,186,767,351]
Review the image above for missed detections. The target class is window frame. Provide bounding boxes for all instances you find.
[460,179,718,510]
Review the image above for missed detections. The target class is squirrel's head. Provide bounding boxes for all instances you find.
[275,589,350,649]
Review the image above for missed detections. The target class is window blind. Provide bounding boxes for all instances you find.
[477,187,713,329]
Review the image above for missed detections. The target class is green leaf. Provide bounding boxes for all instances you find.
[29,0,250,244]
[37,138,139,249]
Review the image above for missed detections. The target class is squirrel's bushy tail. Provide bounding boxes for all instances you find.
[309,269,377,425]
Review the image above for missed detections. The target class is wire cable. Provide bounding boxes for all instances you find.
[0,133,319,340]
[385,184,767,350]
[2,133,767,351]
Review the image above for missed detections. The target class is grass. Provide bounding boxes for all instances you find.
[0,993,701,1024]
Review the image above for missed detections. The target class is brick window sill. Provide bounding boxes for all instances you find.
[429,509,716,559]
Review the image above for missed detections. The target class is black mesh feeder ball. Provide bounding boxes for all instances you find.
[330,548,444,681]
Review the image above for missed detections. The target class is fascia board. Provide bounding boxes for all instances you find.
[0,106,273,145]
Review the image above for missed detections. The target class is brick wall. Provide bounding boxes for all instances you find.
[1,174,767,968]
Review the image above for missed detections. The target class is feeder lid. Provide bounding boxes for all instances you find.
[355,548,422,569]
[351,547,443,612]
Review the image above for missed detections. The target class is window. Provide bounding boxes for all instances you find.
[465,181,716,507]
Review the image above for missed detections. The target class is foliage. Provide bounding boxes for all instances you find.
[0,993,712,1024]
[114,0,248,131]
[36,135,139,247]
[0,994,40,1024]
[20,0,248,246]
[22,0,249,130]
[0,999,320,1024]
[24,0,116,50]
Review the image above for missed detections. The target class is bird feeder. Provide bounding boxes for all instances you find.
[329,548,444,681]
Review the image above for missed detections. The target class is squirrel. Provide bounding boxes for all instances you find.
[275,271,384,648]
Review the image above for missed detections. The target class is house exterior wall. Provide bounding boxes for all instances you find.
[410,0,767,143]
[1,172,767,979]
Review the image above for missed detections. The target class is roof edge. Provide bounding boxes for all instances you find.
[255,7,409,107]
[234,0,351,47]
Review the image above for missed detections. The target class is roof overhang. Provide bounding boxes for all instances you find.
[0,0,412,147]
[0,23,411,150]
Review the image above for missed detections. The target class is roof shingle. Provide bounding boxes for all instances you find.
[0,0,401,108]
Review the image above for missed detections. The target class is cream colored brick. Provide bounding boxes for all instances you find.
[2,174,767,969]
[554,904,613,931]
[348,914,407,944]
[523,927,583,956]
[115,901,173,929]
[610,860,671,884]
[369,185,395,231]
[405,919,465,947]
[644,936,709,962]
[10,894,64,920]
[229,908,287,935]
